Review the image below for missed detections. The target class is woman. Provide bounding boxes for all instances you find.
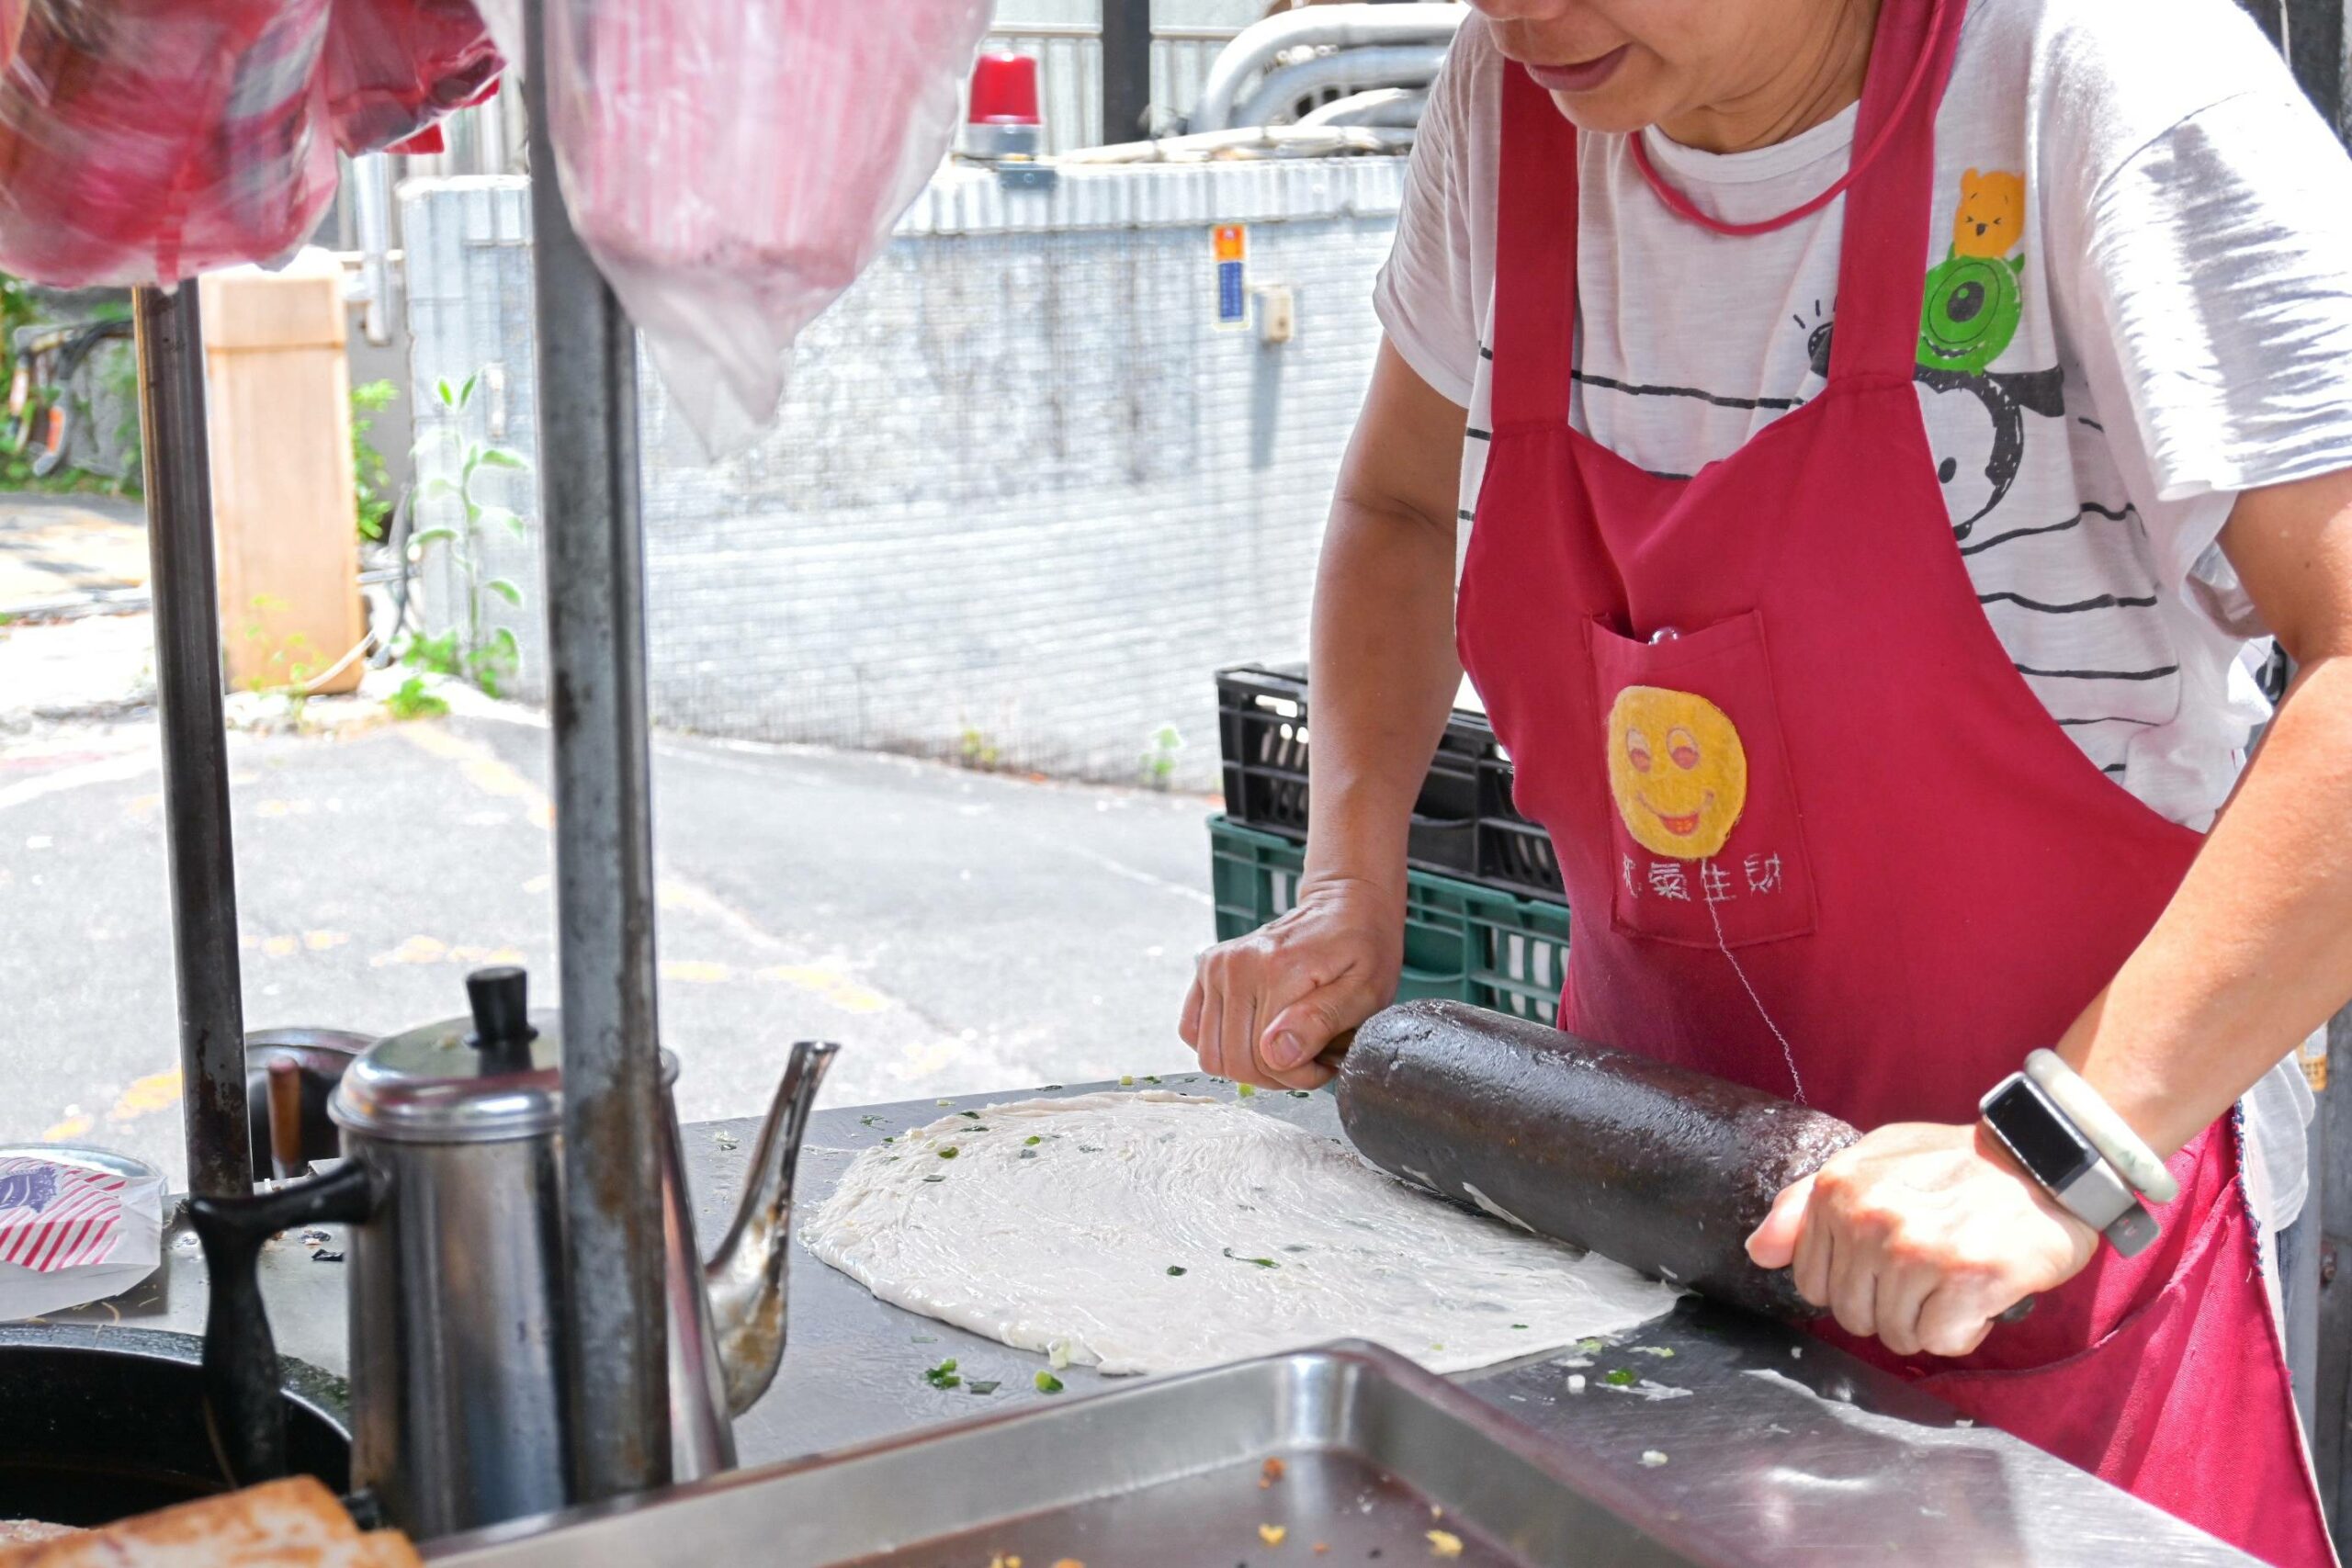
[1180,0,2352,1560]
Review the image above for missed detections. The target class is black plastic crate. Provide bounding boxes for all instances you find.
[1216,664,1563,899]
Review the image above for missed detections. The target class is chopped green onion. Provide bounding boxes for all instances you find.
[1120,1075,1136,1087]
[922,1174,945,1183]
[1024,1135,1042,1146]
[1237,1083,1257,1099]
[1167,1265,1188,1277]
[967,1380,1001,1395]
[922,1359,961,1389]
[1603,1368,1637,1388]
[1223,1247,1280,1269]
[960,1111,982,1120]
[1035,1371,1065,1394]
[937,1146,959,1160]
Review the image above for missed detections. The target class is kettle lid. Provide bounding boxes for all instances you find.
[331,967,565,1144]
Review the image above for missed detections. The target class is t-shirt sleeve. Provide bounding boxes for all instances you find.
[1371,20,1487,410]
[2055,85,2352,594]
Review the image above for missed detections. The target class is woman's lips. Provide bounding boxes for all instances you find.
[1522,45,1630,95]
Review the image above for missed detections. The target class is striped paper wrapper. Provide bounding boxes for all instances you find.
[0,1153,166,1322]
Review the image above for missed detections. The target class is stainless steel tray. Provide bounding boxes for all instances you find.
[429,1342,1702,1567]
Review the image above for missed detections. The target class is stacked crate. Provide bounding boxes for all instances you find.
[1210,665,1572,1025]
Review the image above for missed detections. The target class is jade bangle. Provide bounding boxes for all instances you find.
[2024,1048,2180,1205]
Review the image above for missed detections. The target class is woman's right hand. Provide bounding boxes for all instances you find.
[1179,873,1406,1090]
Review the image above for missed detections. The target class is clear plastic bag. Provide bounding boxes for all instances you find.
[521,0,994,449]
[0,0,340,288]
[322,0,502,157]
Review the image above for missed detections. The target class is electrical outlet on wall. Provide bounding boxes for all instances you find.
[1251,284,1295,345]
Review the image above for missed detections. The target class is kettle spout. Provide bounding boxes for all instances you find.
[705,1039,839,1416]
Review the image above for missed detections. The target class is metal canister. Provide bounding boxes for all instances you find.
[326,971,571,1539]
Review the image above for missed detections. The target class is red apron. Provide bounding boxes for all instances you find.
[1453,1,2331,1561]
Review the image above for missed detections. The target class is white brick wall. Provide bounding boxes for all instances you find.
[401,160,1404,790]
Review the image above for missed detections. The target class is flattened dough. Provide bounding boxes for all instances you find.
[803,1092,1682,1375]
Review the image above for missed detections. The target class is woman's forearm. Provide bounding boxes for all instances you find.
[1301,490,1464,896]
[2062,653,2352,1156]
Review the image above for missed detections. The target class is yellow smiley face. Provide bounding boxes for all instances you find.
[1605,685,1748,861]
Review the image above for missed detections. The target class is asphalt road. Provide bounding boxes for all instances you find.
[0,681,1221,1184]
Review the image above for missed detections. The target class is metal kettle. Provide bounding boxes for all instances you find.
[187,966,837,1540]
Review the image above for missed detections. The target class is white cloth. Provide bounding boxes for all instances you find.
[1375,0,2352,1226]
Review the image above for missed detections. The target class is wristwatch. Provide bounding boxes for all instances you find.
[1979,1073,2159,1257]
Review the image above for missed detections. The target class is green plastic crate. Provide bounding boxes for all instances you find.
[1208,816,1568,1025]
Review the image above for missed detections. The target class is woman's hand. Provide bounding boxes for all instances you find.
[1180,874,1405,1090]
[1744,1122,2100,1359]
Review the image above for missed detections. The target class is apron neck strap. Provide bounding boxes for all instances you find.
[1487,0,1969,423]
[1489,64,1582,430]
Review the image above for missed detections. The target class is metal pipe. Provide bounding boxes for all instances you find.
[1295,85,1429,130]
[1189,4,1461,132]
[522,1,672,1503]
[1231,44,1448,132]
[349,154,393,348]
[131,284,253,1203]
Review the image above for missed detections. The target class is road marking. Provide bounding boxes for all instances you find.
[0,750,156,816]
[755,963,889,1014]
[397,724,554,828]
[108,1066,181,1122]
[40,1113,94,1142]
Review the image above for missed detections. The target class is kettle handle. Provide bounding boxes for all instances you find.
[187,1162,382,1486]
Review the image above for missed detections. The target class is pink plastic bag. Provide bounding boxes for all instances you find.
[524,0,993,446]
[322,0,502,157]
[0,0,339,288]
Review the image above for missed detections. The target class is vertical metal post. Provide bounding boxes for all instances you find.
[522,2,671,1503]
[1101,0,1155,144]
[132,285,252,1202]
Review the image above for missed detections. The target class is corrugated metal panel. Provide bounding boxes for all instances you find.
[903,156,1408,236]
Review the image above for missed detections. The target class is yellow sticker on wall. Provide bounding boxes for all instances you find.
[1605,685,1748,861]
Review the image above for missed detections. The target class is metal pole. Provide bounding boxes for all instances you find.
[522,2,672,1502]
[1101,0,1155,144]
[131,284,252,1203]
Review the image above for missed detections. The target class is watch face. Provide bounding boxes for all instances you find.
[1984,1078,2097,1188]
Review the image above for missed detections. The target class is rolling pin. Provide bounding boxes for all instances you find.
[1329,999,1861,1321]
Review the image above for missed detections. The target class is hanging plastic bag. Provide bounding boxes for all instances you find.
[0,0,338,288]
[514,0,993,450]
[322,0,502,157]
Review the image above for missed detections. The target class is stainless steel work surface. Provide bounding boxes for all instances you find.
[45,1077,2256,1563]
[428,1343,1696,1567]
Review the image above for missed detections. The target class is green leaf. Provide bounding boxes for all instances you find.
[1033,1371,1064,1394]
[435,377,457,407]
[1222,1248,1279,1269]
[937,1146,958,1160]
[409,525,460,550]
[419,476,458,501]
[474,446,530,470]
[492,626,521,657]
[458,371,480,407]
[486,578,524,607]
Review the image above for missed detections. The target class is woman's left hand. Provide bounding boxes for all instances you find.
[1745,1122,2101,1359]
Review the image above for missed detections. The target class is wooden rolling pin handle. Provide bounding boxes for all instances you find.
[266,1055,305,1182]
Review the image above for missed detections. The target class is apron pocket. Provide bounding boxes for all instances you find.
[1586,611,1817,949]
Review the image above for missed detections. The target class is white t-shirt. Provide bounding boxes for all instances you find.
[1374,0,2352,1227]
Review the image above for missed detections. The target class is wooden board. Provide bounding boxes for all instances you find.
[200,257,366,697]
